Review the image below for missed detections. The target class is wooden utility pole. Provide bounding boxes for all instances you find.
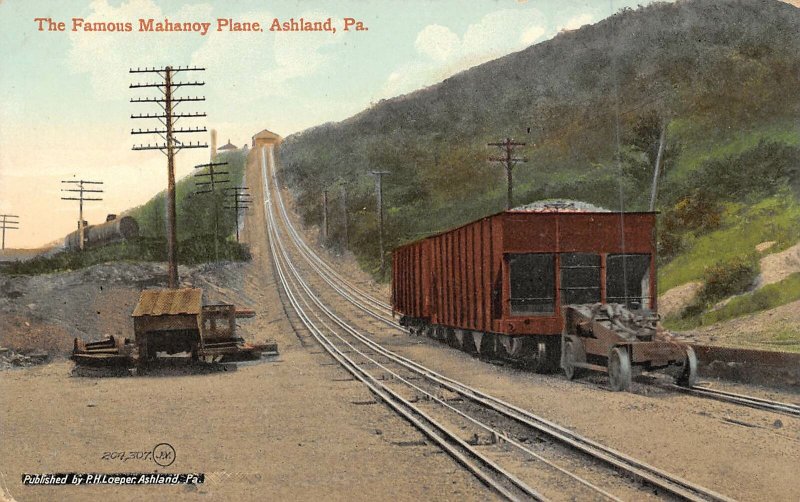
[488,138,527,209]
[341,184,349,249]
[322,189,329,244]
[371,171,389,278]
[131,65,208,288]
[60,180,103,251]
[224,187,252,243]
[194,161,230,261]
[649,120,668,212]
[0,214,19,250]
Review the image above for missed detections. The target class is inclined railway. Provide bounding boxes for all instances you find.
[258,144,752,501]
[261,146,799,421]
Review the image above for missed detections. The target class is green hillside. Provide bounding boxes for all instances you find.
[128,149,247,242]
[6,149,250,275]
[278,0,800,300]
[125,148,251,262]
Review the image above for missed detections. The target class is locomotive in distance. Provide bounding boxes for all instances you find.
[64,214,139,251]
[391,200,697,391]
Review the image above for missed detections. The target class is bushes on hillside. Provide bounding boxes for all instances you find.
[684,140,800,202]
[659,191,722,260]
[682,254,758,318]
[4,236,250,276]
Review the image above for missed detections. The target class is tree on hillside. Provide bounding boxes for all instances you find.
[620,111,680,205]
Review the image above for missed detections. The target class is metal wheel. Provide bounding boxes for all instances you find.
[562,340,582,380]
[530,340,553,373]
[608,347,632,392]
[676,346,698,387]
[446,329,459,349]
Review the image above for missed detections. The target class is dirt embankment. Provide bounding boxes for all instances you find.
[0,261,261,358]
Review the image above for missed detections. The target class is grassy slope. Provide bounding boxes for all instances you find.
[671,119,800,180]
[660,193,800,336]
[659,195,800,292]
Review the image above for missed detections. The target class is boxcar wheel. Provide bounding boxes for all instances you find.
[608,347,632,392]
[530,340,555,373]
[675,346,698,387]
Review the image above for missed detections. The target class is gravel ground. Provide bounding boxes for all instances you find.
[294,258,800,501]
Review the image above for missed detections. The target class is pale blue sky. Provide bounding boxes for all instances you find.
[0,0,659,247]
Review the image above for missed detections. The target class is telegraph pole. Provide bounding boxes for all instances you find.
[488,138,527,209]
[340,183,349,249]
[0,214,19,250]
[370,171,389,278]
[649,119,668,211]
[322,189,329,244]
[194,161,229,261]
[224,187,252,243]
[60,180,103,251]
[130,65,208,288]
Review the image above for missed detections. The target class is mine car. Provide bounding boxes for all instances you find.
[392,201,696,391]
[72,287,275,369]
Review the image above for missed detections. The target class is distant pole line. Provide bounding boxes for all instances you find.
[224,186,251,243]
[322,189,329,245]
[194,161,230,194]
[130,65,208,288]
[370,171,390,279]
[0,214,20,250]
[341,184,349,249]
[488,138,527,210]
[60,180,103,251]
[194,161,229,261]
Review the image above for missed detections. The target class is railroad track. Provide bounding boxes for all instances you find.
[260,146,734,502]
[277,177,800,422]
[269,164,800,422]
[669,384,800,419]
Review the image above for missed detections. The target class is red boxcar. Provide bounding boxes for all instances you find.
[392,208,657,372]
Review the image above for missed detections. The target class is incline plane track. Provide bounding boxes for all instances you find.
[675,384,800,418]
[258,145,735,502]
[264,147,799,421]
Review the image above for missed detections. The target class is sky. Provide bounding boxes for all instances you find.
[0,0,664,249]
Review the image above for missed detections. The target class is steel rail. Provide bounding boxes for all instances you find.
[673,384,800,418]
[268,152,391,311]
[266,174,621,501]
[269,221,544,501]
[262,152,547,501]
[267,150,400,330]
[261,146,734,502]
[271,155,799,427]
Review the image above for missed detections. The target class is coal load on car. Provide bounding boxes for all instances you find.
[391,200,696,391]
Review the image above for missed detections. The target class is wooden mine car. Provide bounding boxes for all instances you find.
[72,288,276,369]
[392,203,696,391]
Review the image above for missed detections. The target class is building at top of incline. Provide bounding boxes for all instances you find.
[251,129,281,148]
